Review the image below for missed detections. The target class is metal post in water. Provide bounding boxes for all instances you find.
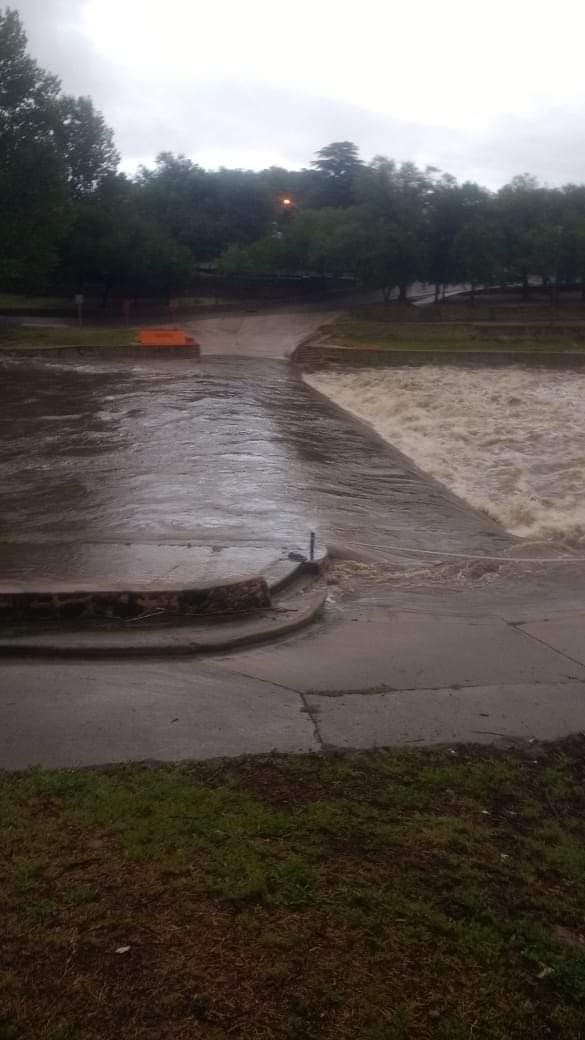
[310,531,316,561]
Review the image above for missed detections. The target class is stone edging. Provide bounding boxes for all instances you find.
[0,576,271,624]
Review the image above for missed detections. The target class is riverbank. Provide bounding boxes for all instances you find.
[2,741,585,1040]
[301,314,585,355]
[0,326,136,349]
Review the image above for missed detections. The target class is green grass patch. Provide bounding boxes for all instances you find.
[2,742,585,1038]
[0,326,137,349]
[321,315,585,353]
[0,295,74,312]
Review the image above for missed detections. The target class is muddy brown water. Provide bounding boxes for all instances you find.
[0,350,512,582]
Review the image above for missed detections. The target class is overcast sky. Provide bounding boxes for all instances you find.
[13,0,585,188]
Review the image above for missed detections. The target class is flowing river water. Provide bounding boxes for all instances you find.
[306,365,585,548]
[0,350,514,583]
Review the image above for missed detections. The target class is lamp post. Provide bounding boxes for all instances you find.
[271,195,296,239]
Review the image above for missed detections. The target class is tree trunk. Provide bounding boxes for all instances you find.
[398,283,408,303]
[521,274,529,301]
[434,283,440,304]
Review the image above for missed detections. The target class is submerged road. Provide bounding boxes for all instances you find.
[0,310,508,583]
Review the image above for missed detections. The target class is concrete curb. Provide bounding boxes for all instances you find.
[264,554,329,595]
[0,575,272,625]
[0,590,328,658]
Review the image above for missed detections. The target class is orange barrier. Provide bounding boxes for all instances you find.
[137,328,199,348]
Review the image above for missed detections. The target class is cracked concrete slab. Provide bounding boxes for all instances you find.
[518,615,585,669]
[218,615,585,693]
[306,682,585,748]
[0,660,317,770]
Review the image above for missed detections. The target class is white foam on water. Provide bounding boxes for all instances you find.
[305,366,585,546]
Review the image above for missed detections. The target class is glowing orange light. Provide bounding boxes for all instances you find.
[282,197,292,206]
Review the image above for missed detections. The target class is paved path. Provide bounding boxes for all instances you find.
[2,567,585,769]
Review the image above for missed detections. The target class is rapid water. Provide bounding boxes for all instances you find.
[0,351,511,583]
[306,366,585,546]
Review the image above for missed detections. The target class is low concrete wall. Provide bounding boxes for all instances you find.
[0,576,271,624]
[293,343,585,371]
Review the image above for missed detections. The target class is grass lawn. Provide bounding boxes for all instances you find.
[2,742,585,1039]
[0,296,74,312]
[0,327,137,350]
[321,316,585,353]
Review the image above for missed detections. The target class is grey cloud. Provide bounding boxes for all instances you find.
[10,0,585,188]
[112,78,467,171]
[468,109,585,188]
[15,0,124,100]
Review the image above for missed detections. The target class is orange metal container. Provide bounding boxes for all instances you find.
[137,328,198,348]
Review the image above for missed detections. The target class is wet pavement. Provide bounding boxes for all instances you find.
[0,349,511,585]
[188,303,341,358]
[3,570,585,767]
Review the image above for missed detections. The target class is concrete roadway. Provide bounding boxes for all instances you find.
[188,301,341,359]
[2,566,585,769]
[2,302,585,769]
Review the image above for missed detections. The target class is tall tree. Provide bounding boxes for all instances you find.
[355,158,432,300]
[497,174,544,299]
[56,95,119,197]
[136,153,273,261]
[452,216,503,302]
[0,6,64,288]
[308,141,363,207]
[0,7,120,290]
[425,177,491,301]
[61,174,192,302]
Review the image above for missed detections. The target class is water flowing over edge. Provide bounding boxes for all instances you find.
[305,366,585,547]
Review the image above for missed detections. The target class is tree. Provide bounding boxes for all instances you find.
[497,175,545,298]
[56,95,119,197]
[555,186,585,296]
[135,153,273,262]
[308,141,363,207]
[425,178,491,301]
[61,175,192,302]
[0,6,64,288]
[0,7,120,291]
[452,216,503,303]
[355,158,432,300]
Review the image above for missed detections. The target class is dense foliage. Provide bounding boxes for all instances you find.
[4,6,585,301]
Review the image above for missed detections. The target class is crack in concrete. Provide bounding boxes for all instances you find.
[508,622,585,674]
[298,691,325,749]
[305,677,583,699]
[209,661,325,748]
[210,662,306,698]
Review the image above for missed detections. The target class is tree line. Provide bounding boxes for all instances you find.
[4,6,585,304]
